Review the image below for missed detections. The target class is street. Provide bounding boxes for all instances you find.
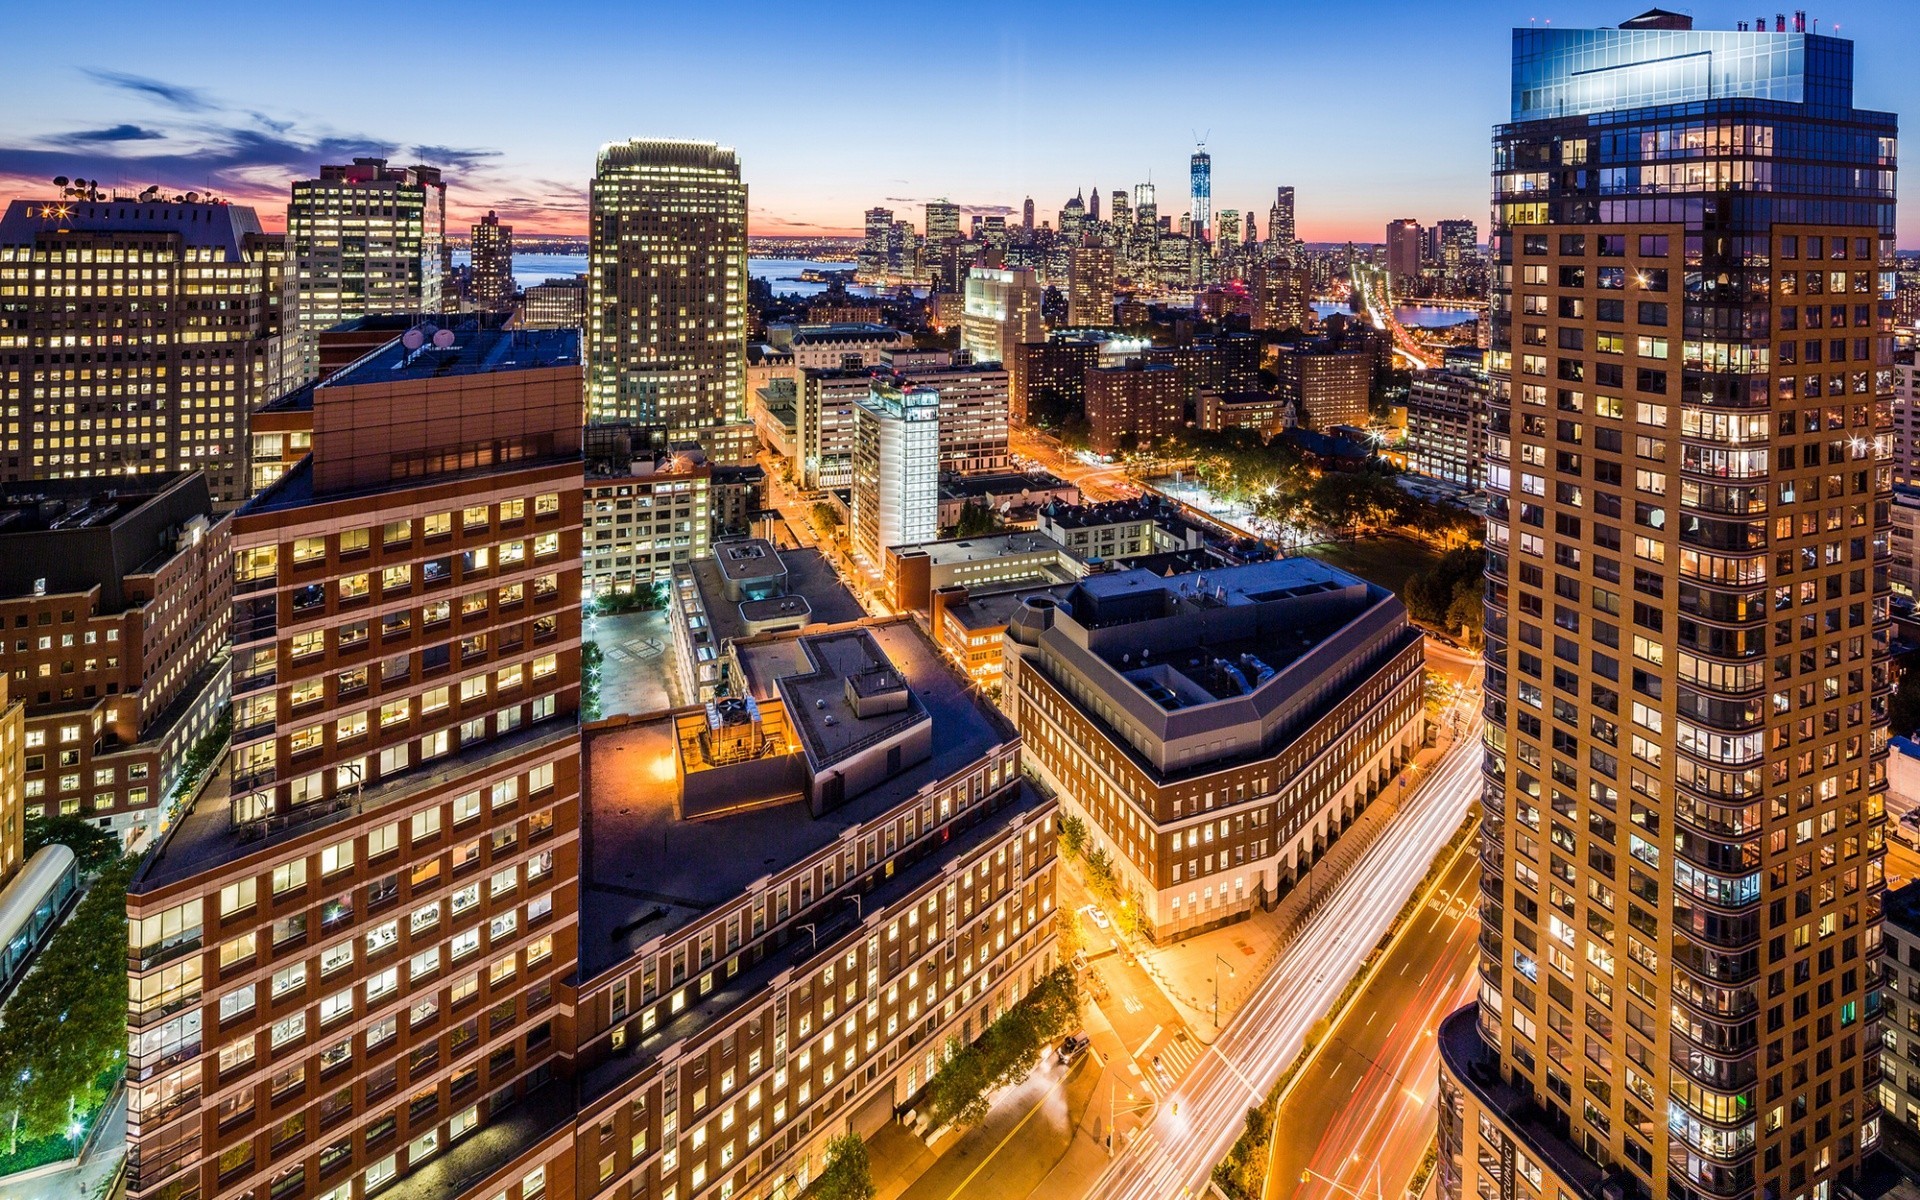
[1009,427,1136,503]
[1265,834,1480,1200]
[1083,718,1482,1200]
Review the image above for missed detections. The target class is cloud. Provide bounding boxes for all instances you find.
[412,144,502,172]
[80,70,213,112]
[66,124,164,143]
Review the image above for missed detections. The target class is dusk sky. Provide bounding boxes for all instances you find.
[2,0,1916,245]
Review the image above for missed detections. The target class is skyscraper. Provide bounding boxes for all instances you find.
[286,157,446,383]
[860,205,893,279]
[1190,146,1212,242]
[470,210,514,311]
[1023,195,1036,229]
[586,140,750,458]
[1068,245,1116,326]
[925,197,961,246]
[1439,13,1898,1200]
[1384,217,1422,282]
[1088,185,1101,223]
[0,196,285,505]
[1268,185,1296,248]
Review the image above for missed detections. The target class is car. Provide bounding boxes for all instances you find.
[1058,1033,1091,1064]
[1083,905,1111,930]
[1902,810,1920,828]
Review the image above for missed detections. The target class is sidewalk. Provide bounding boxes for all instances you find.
[1131,729,1464,1043]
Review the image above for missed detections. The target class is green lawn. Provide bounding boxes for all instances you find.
[1298,535,1443,598]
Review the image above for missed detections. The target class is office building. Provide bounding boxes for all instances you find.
[1006,558,1424,939]
[1067,245,1116,327]
[0,472,229,845]
[1404,367,1490,486]
[126,325,585,1200]
[1023,196,1036,229]
[1084,359,1183,456]
[1268,187,1296,254]
[961,266,1045,368]
[286,157,447,383]
[851,382,940,563]
[1439,15,1898,1200]
[1274,342,1372,430]
[1895,351,1919,485]
[1877,884,1920,1168]
[520,276,587,330]
[1190,147,1212,242]
[1435,218,1479,287]
[880,349,1011,477]
[471,211,514,312]
[1892,486,1920,599]
[0,197,285,506]
[584,445,713,600]
[578,618,1057,1200]
[1384,218,1422,284]
[859,207,892,281]
[586,140,750,458]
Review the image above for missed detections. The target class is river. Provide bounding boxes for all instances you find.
[451,251,858,296]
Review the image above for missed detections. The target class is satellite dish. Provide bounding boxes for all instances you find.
[432,329,456,348]
[401,329,426,351]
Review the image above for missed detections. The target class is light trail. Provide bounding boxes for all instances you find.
[1083,717,1483,1200]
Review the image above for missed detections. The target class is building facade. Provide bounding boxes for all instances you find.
[960,267,1044,369]
[471,212,515,312]
[1440,15,1899,1200]
[587,141,750,460]
[1085,360,1183,456]
[0,473,230,845]
[286,158,447,385]
[1274,342,1372,431]
[585,448,713,600]
[1006,560,1425,940]
[521,277,587,330]
[851,383,940,564]
[126,326,585,1200]
[1404,368,1490,486]
[0,197,285,505]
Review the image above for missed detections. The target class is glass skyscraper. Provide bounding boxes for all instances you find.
[1190,147,1212,243]
[1440,10,1897,1200]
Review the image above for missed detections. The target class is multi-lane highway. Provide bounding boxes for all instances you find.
[1082,718,1484,1200]
[1266,835,1480,1200]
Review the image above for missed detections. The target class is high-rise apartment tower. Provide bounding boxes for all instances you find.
[1439,13,1899,1200]
[471,210,514,311]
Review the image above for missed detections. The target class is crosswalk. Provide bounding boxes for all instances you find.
[1136,1032,1201,1096]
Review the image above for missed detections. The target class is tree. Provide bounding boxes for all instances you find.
[806,1133,874,1200]
[1058,814,1088,859]
[22,816,118,871]
[810,502,844,542]
[952,501,1004,538]
[0,856,133,1151]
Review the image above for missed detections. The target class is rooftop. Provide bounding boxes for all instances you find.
[328,327,580,387]
[773,629,926,767]
[578,619,1014,975]
[0,198,265,260]
[714,539,787,583]
[688,545,862,649]
[0,472,215,607]
[938,471,1074,501]
[788,323,908,346]
[896,529,1078,569]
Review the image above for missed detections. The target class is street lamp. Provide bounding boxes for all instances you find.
[1212,953,1236,1030]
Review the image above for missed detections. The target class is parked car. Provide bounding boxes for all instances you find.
[1058,1033,1091,1065]
[1083,905,1111,930]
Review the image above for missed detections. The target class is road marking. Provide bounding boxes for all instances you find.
[937,1065,1072,1200]
[1132,1025,1163,1059]
[1207,1043,1264,1103]
[1122,993,1144,1014]
[1364,1009,1376,1025]
[1327,1061,1343,1081]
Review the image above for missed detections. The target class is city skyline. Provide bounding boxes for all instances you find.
[4,0,1919,245]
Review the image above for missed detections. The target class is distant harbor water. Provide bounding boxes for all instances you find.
[1311,300,1479,328]
[452,252,857,296]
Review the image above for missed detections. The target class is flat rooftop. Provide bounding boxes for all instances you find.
[328,327,580,387]
[691,545,861,649]
[899,530,1077,569]
[1040,496,1190,530]
[775,629,924,767]
[941,581,1077,632]
[714,539,786,583]
[579,620,1013,976]
[938,471,1073,499]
